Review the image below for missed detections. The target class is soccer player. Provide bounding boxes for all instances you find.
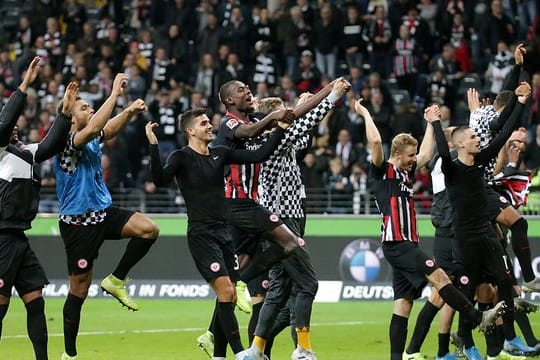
[404,127,460,360]
[214,80,302,283]
[467,44,540,292]
[0,57,75,360]
[429,81,532,360]
[54,73,159,360]
[361,99,505,360]
[146,107,292,360]
[248,78,352,360]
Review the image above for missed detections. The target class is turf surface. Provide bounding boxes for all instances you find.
[1,298,538,359]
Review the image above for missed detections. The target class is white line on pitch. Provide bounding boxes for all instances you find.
[2,320,374,339]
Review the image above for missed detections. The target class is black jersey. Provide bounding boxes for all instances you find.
[370,160,419,243]
[150,128,285,226]
[433,97,524,237]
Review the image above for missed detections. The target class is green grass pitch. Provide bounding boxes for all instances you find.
[1,298,539,359]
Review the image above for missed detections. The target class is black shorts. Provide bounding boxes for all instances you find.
[247,240,270,296]
[382,241,437,300]
[226,199,283,235]
[230,225,260,257]
[59,206,135,275]
[0,231,48,297]
[485,185,512,221]
[187,223,239,282]
[433,226,456,275]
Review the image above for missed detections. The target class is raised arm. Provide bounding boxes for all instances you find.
[225,123,288,164]
[233,110,292,139]
[502,43,526,92]
[478,82,530,164]
[72,73,128,148]
[103,99,147,140]
[271,78,351,157]
[355,98,384,167]
[34,82,79,162]
[416,105,440,168]
[292,79,334,118]
[0,56,41,146]
[145,122,178,186]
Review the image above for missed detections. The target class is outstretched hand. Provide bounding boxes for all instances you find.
[354,98,370,118]
[20,56,42,92]
[514,43,526,66]
[62,82,79,115]
[129,99,148,115]
[112,73,129,97]
[467,88,481,112]
[423,104,441,123]
[333,77,352,96]
[145,122,159,145]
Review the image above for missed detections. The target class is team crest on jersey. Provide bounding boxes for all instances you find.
[499,196,508,204]
[0,278,3,288]
[261,280,269,289]
[77,259,88,269]
[226,119,239,129]
[210,262,221,272]
[297,238,305,247]
[460,275,470,285]
[269,214,279,222]
[425,259,435,268]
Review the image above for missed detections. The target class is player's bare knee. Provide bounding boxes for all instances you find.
[141,219,159,239]
[216,284,235,302]
[476,283,496,304]
[428,268,451,289]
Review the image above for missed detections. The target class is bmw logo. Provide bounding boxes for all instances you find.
[339,239,390,283]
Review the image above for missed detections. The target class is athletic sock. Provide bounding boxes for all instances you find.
[514,310,538,346]
[253,335,266,352]
[510,218,534,282]
[437,333,450,357]
[249,302,263,343]
[25,297,48,360]
[63,293,84,357]
[216,302,243,353]
[240,244,287,283]
[438,284,479,323]
[296,327,311,350]
[406,301,439,354]
[0,303,8,338]
[478,302,500,357]
[113,237,156,280]
[390,313,408,360]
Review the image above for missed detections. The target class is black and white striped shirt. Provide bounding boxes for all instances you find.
[259,98,336,218]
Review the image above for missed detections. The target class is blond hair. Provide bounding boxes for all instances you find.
[257,97,284,114]
[390,133,418,156]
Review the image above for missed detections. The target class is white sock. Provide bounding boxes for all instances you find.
[212,357,226,360]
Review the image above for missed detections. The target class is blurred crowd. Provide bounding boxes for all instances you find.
[0,0,539,214]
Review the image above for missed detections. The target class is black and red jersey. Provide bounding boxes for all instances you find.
[369,160,419,243]
[214,111,263,201]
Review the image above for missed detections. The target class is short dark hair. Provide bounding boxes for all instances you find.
[218,80,238,106]
[180,108,207,132]
[494,90,513,110]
